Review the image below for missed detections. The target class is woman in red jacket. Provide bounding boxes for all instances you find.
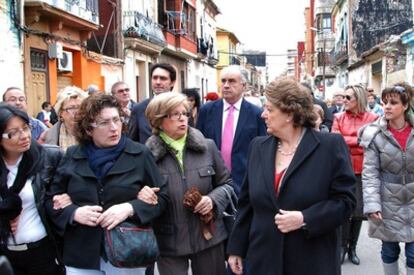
[332,84,378,265]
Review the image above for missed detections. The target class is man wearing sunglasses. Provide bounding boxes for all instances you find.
[111,81,137,123]
[2,87,47,142]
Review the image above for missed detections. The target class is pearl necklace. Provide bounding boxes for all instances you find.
[277,141,298,156]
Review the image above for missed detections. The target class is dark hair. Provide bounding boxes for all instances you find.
[150,63,177,83]
[0,103,30,144]
[381,82,414,119]
[74,94,125,145]
[266,77,316,128]
[3,87,24,101]
[182,88,201,109]
[41,101,51,109]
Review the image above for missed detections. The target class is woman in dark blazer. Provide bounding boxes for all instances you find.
[227,77,356,275]
[46,94,168,274]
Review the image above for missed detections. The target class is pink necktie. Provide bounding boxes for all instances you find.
[222,105,235,171]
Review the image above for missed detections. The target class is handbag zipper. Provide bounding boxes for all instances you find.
[119,227,152,233]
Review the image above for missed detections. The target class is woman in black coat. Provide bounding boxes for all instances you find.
[0,104,64,275]
[46,94,168,274]
[227,77,356,275]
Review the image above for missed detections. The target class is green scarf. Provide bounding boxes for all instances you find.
[160,131,187,172]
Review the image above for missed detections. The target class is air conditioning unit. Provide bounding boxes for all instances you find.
[58,51,73,72]
[48,42,63,59]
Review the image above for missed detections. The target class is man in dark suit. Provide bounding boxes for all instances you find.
[329,90,345,115]
[197,65,267,196]
[128,63,176,143]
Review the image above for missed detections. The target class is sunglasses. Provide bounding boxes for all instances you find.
[393,85,406,94]
[344,95,353,101]
[116,88,130,94]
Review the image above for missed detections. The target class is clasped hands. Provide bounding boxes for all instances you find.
[52,194,133,230]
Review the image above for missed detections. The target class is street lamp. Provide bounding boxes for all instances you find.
[310,27,327,99]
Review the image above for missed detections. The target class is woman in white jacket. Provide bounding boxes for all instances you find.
[360,83,414,275]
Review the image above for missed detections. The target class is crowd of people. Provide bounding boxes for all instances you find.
[0,62,413,275]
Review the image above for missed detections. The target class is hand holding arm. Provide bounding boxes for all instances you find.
[137,186,160,205]
[53,193,72,210]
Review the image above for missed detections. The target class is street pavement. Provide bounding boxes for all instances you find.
[155,222,406,275]
[342,221,406,275]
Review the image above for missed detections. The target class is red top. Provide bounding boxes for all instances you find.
[388,125,412,151]
[274,169,286,197]
[332,111,378,174]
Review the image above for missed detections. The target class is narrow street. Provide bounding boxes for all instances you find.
[342,221,406,275]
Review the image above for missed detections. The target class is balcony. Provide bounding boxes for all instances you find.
[123,11,166,54]
[334,41,348,65]
[161,10,197,59]
[25,0,99,26]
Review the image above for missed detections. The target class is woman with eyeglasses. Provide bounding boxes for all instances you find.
[45,94,168,275]
[332,84,378,265]
[359,83,414,275]
[0,104,64,274]
[43,86,88,151]
[140,92,233,275]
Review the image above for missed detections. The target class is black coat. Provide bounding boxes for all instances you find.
[46,138,168,269]
[0,142,63,260]
[227,129,356,275]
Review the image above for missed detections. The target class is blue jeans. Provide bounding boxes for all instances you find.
[381,241,414,268]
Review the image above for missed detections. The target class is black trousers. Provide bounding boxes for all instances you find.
[1,238,64,275]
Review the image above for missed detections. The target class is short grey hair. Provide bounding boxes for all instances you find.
[221,65,248,84]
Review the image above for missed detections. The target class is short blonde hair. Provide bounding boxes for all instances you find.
[345,84,368,113]
[145,92,189,135]
[55,86,88,114]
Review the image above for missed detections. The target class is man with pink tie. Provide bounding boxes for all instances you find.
[197,65,266,196]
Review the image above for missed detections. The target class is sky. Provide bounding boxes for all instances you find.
[214,0,309,80]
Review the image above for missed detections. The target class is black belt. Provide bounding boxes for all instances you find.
[6,237,49,252]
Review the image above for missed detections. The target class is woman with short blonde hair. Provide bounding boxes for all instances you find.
[141,92,233,275]
[145,93,189,135]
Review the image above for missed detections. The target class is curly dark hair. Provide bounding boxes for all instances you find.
[74,93,126,145]
[265,77,316,128]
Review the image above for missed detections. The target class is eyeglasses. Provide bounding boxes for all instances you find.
[116,88,130,94]
[165,111,190,121]
[2,125,32,140]
[62,105,80,113]
[344,95,354,101]
[393,85,406,94]
[90,116,124,129]
[6,96,26,103]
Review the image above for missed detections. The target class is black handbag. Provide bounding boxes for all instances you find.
[104,221,159,268]
[222,188,238,234]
